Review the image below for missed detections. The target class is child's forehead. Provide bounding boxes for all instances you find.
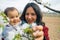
[8,9,18,12]
[7,10,18,14]
[7,10,19,16]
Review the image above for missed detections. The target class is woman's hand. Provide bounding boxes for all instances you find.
[32,25,43,32]
[32,25,44,40]
[35,35,44,40]
[33,31,44,40]
[33,31,44,37]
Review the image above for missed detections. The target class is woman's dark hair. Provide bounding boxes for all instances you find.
[4,7,19,16]
[20,3,45,26]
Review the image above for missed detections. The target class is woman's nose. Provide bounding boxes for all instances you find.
[28,15,31,19]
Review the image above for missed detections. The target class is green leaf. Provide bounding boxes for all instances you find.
[24,27,33,34]
[13,34,21,40]
[0,24,4,28]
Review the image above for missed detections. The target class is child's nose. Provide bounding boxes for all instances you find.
[14,18,18,21]
[14,17,17,19]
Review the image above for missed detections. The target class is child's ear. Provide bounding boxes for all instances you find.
[19,14,21,17]
[19,15,20,17]
[19,14,21,20]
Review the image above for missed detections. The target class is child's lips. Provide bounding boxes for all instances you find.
[13,21,18,25]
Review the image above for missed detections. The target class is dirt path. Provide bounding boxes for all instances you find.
[43,16,60,40]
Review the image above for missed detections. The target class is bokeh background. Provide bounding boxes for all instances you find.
[0,0,60,40]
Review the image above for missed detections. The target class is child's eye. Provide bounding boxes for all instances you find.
[10,17,14,18]
[16,16,18,17]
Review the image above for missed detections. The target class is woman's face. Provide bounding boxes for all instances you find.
[25,7,37,24]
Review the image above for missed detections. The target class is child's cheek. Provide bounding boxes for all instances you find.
[18,19,21,22]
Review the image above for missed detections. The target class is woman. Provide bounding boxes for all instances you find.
[20,3,49,40]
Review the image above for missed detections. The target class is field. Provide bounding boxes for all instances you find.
[43,13,60,40]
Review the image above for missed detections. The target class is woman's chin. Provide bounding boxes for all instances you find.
[28,22,34,24]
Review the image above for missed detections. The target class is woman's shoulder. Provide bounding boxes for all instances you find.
[43,25,49,30]
[40,22,48,29]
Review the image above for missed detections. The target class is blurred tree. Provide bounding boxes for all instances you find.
[0,11,8,23]
[34,0,60,13]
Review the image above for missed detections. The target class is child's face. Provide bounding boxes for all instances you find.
[7,10,20,25]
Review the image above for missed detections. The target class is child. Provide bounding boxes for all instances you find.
[2,7,22,40]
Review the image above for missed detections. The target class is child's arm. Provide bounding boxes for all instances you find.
[2,26,9,40]
[2,28,6,40]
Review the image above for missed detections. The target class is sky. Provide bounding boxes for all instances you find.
[0,0,60,12]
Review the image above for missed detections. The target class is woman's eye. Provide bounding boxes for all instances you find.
[26,13,29,15]
[31,13,35,16]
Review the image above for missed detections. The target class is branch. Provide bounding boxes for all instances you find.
[34,0,60,13]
